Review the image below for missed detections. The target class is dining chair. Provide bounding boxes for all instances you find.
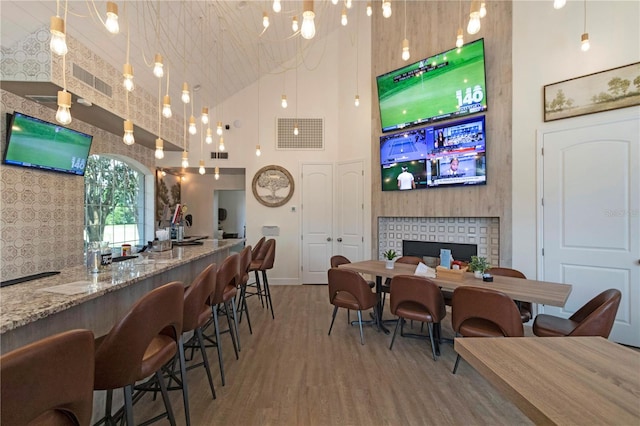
[330,255,375,288]
[451,286,523,374]
[533,288,621,338]
[327,267,379,345]
[381,256,422,315]
[1,329,95,426]
[93,281,186,425]
[388,275,446,360]
[486,267,532,322]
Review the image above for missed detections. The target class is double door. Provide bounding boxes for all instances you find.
[301,161,365,284]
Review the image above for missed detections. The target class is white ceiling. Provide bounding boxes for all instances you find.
[0,0,349,112]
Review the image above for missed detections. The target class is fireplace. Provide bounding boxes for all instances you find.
[378,217,500,267]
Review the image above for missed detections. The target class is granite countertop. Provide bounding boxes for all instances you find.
[0,239,243,334]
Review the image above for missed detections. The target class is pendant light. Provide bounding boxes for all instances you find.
[50,15,68,56]
[155,77,163,159]
[105,2,119,34]
[263,12,270,29]
[255,145,262,156]
[153,54,164,78]
[292,16,299,32]
[580,0,590,52]
[341,7,348,26]
[366,2,373,16]
[181,82,190,104]
[189,115,197,135]
[155,138,164,159]
[218,137,225,152]
[456,0,464,48]
[201,107,209,124]
[199,160,205,175]
[301,0,316,39]
[214,166,220,180]
[467,0,481,35]
[382,0,392,18]
[273,0,282,13]
[216,121,223,136]
[553,0,566,9]
[281,95,288,108]
[123,119,134,145]
[206,128,213,144]
[162,69,172,118]
[123,63,135,91]
[56,90,72,125]
[181,151,189,168]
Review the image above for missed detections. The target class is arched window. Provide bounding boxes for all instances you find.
[84,155,146,249]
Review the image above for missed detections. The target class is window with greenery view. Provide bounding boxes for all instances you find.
[84,155,145,248]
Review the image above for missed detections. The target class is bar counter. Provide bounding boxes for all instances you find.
[0,238,243,354]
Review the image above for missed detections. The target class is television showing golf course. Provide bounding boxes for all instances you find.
[377,38,487,133]
[3,112,93,176]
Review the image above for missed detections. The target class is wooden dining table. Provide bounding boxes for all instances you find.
[454,336,640,425]
[338,260,572,307]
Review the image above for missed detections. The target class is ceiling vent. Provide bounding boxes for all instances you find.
[72,63,113,98]
[276,118,324,150]
[25,95,58,104]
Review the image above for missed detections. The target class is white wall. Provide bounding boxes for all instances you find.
[162,18,372,284]
[512,1,640,278]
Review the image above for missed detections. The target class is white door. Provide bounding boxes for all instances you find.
[541,114,639,347]
[301,163,333,284]
[335,161,365,262]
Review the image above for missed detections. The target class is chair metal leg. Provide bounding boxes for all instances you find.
[241,286,253,334]
[224,301,240,360]
[177,336,191,426]
[389,317,402,350]
[452,354,462,374]
[347,309,350,324]
[230,296,241,352]
[427,323,438,361]
[212,306,226,386]
[254,271,264,307]
[195,327,216,399]
[123,385,135,426]
[155,370,176,426]
[328,305,339,335]
[262,270,275,319]
[357,310,365,345]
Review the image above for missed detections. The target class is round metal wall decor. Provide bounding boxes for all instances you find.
[252,165,295,207]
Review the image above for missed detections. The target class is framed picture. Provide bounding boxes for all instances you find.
[543,62,640,122]
[155,169,181,225]
[252,165,295,207]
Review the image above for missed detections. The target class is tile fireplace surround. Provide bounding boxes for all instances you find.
[378,217,500,267]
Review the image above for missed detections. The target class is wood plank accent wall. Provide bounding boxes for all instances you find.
[370,1,513,265]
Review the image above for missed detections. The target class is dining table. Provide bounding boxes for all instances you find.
[338,260,572,306]
[454,336,640,425]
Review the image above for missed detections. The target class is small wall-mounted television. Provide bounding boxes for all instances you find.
[3,112,93,176]
[380,115,486,191]
[376,38,487,133]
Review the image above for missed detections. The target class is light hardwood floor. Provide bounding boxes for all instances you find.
[133,285,533,425]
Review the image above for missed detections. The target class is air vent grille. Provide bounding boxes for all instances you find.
[72,63,113,97]
[25,95,58,104]
[210,152,229,159]
[276,118,324,150]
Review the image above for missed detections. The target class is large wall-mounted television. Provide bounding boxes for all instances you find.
[3,112,93,176]
[376,38,487,133]
[380,115,486,191]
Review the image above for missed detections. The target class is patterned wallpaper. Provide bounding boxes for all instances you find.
[378,216,500,267]
[1,26,182,145]
[0,90,155,282]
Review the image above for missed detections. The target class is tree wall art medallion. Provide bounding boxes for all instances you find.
[251,165,294,208]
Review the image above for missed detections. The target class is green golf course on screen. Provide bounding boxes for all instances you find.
[377,38,487,132]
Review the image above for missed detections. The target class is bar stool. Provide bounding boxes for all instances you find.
[246,237,268,307]
[203,253,241,386]
[249,238,276,319]
[1,329,95,426]
[93,281,187,426]
[181,263,218,400]
[236,245,253,334]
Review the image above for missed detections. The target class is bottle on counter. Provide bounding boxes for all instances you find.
[100,241,112,270]
[87,242,100,274]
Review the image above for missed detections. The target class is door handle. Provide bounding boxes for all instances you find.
[337,238,343,242]
[326,237,332,242]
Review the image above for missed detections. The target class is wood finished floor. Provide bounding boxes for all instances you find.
[133,284,533,426]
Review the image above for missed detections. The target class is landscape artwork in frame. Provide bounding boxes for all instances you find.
[543,62,640,122]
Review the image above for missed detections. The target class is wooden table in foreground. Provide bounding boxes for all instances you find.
[338,260,572,306]
[455,337,640,425]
